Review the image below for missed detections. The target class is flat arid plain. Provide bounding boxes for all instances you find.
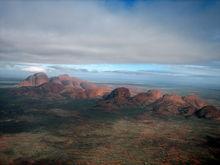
[0,73,220,165]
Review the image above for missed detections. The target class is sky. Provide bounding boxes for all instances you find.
[0,0,220,87]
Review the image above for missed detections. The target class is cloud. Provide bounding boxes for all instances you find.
[21,66,46,73]
[0,1,220,64]
[1,62,220,78]
[0,61,220,87]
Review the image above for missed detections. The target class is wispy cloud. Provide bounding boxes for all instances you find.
[21,66,46,73]
[0,62,219,78]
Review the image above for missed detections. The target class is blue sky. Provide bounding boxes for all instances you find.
[1,62,220,88]
[0,0,220,87]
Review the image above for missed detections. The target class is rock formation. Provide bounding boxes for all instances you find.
[15,73,220,120]
[18,72,49,87]
[97,87,219,119]
[183,95,207,109]
[195,105,220,120]
[15,73,111,99]
[131,89,163,105]
[104,87,131,104]
[97,87,131,110]
[153,94,208,115]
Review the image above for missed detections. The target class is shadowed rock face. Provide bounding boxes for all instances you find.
[105,87,130,100]
[60,87,87,99]
[18,72,49,87]
[38,81,65,94]
[97,87,131,110]
[195,105,220,119]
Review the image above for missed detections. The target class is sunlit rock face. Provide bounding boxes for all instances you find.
[57,74,73,81]
[18,72,49,87]
[152,94,189,115]
[183,95,207,109]
[85,86,112,98]
[132,89,163,105]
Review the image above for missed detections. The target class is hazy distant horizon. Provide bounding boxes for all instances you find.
[1,71,220,108]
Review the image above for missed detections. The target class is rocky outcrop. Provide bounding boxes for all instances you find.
[15,73,219,120]
[98,88,163,110]
[152,94,208,116]
[194,105,220,120]
[60,87,87,99]
[38,81,65,94]
[18,72,49,87]
[105,87,130,102]
[97,87,219,120]
[183,95,207,109]
[132,90,163,105]
[97,87,131,110]
[15,73,111,99]
[153,94,192,115]
[85,86,112,98]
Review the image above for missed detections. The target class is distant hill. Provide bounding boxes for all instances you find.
[97,87,220,120]
[14,72,112,99]
[10,72,220,120]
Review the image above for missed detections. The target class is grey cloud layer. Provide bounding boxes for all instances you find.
[0,1,220,64]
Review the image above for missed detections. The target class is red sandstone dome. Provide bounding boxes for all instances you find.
[183,94,207,109]
[18,72,49,87]
[98,88,162,109]
[15,73,219,120]
[153,93,208,115]
[97,87,131,110]
[97,88,215,117]
[104,87,131,104]
[16,73,111,99]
